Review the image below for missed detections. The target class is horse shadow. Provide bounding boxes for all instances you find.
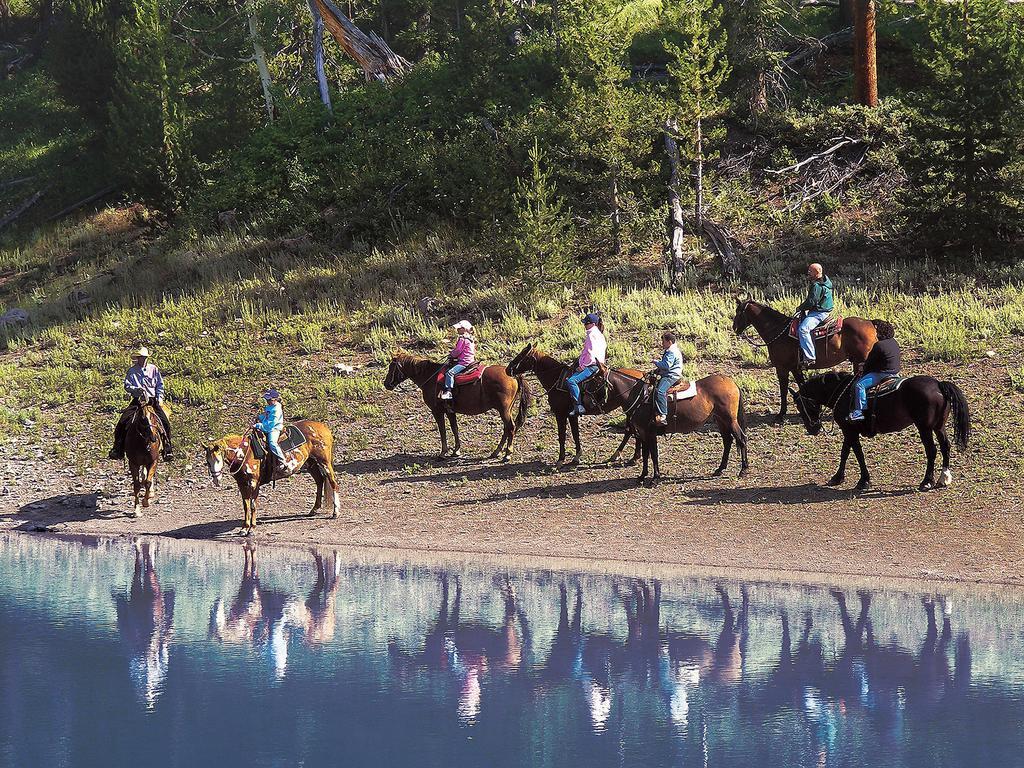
[3,493,117,530]
[333,453,427,476]
[381,459,557,487]
[440,475,639,505]
[674,483,855,506]
[161,513,307,539]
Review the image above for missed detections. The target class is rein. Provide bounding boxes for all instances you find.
[796,376,855,434]
[736,301,795,348]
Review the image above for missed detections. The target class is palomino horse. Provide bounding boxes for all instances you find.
[205,420,339,534]
[506,342,643,465]
[124,398,169,518]
[790,372,971,491]
[732,296,880,421]
[604,369,749,483]
[384,353,529,461]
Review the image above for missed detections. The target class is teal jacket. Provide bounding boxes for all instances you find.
[799,276,834,313]
[256,402,283,434]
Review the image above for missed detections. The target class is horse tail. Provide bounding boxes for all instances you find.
[939,381,971,451]
[871,319,895,340]
[514,375,530,431]
[737,386,747,437]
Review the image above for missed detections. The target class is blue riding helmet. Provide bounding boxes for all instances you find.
[582,313,601,326]
[263,389,281,400]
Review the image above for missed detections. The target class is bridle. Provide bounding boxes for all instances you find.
[792,375,854,434]
[607,369,647,417]
[735,299,794,348]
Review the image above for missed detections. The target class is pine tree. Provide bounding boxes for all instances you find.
[505,139,579,295]
[108,0,189,208]
[727,0,784,117]
[664,0,730,282]
[904,0,1024,254]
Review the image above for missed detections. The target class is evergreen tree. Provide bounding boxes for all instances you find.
[108,0,190,208]
[665,0,730,228]
[904,0,1024,254]
[504,139,579,295]
[726,0,783,117]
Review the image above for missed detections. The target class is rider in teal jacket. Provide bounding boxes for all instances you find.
[253,389,286,461]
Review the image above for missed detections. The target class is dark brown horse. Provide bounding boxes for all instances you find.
[604,369,749,483]
[124,400,169,518]
[384,353,529,461]
[791,372,971,492]
[204,420,339,533]
[506,342,643,465]
[732,296,880,421]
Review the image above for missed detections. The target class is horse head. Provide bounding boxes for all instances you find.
[505,343,535,377]
[732,292,753,335]
[789,384,823,436]
[204,438,242,487]
[383,356,409,390]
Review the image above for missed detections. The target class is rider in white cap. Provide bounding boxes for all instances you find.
[109,346,174,460]
[440,320,476,401]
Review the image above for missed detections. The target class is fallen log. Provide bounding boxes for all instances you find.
[765,137,863,176]
[0,187,47,231]
[43,185,118,223]
[697,218,743,277]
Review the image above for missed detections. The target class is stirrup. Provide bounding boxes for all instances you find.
[108,448,123,460]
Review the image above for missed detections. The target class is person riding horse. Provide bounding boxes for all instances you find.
[651,332,683,426]
[109,346,174,461]
[796,263,835,369]
[439,320,476,402]
[849,325,901,422]
[569,313,607,417]
[253,389,287,468]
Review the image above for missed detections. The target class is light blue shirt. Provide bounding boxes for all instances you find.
[256,402,283,434]
[124,363,164,400]
[654,344,684,379]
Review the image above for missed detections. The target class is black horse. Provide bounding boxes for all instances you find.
[790,372,970,492]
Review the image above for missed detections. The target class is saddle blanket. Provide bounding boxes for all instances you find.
[788,315,843,340]
[250,424,307,459]
[436,363,484,387]
[668,380,698,401]
[868,376,907,398]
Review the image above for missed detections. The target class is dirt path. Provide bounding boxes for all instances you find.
[3,382,1022,585]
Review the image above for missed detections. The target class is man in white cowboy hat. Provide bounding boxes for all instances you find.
[440,320,476,401]
[109,346,174,460]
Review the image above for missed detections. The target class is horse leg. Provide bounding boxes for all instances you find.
[555,413,568,465]
[607,427,632,464]
[935,426,953,487]
[851,435,871,492]
[129,464,142,518]
[776,368,789,423]
[918,426,937,492]
[433,410,449,459]
[638,436,650,484]
[651,433,661,482]
[325,463,341,518]
[447,412,462,458]
[143,465,156,508]
[568,415,582,466]
[828,438,851,487]
[250,494,259,532]
[308,462,324,515]
[735,421,749,478]
[714,428,733,477]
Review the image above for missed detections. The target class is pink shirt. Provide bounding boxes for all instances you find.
[578,326,607,368]
[450,336,476,366]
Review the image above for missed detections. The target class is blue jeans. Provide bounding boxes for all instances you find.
[655,376,676,416]
[853,371,896,413]
[265,427,286,460]
[798,311,831,362]
[444,363,467,390]
[567,365,599,407]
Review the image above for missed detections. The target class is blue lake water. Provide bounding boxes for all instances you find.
[1,533,1022,767]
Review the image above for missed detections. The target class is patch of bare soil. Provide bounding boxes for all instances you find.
[3,348,1022,585]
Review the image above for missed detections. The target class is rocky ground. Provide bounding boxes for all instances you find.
[3,350,1022,585]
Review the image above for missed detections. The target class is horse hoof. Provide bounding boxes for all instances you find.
[774,416,786,426]
[712,468,724,478]
[329,512,338,520]
[827,476,844,487]
[919,481,935,492]
[127,510,139,519]
[854,482,872,494]
[738,468,749,479]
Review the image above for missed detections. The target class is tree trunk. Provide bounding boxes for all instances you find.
[853,0,878,107]
[838,0,854,28]
[313,0,411,81]
[610,172,622,257]
[308,0,332,112]
[694,115,704,229]
[247,13,275,121]
[663,119,687,290]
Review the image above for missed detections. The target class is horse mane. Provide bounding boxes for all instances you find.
[747,299,790,323]
[213,434,244,451]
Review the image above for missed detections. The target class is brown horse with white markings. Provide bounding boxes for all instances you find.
[384,353,529,461]
[204,420,339,534]
[124,399,169,518]
[732,296,880,421]
[604,369,749,483]
[505,342,643,466]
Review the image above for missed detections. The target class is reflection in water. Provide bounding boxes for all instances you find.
[0,533,1021,768]
[112,540,175,709]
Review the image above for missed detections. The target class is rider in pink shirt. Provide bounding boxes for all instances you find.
[568,313,606,415]
[440,320,476,400]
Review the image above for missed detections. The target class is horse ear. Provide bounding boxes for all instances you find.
[735,291,749,303]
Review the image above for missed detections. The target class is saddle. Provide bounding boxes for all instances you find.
[436,362,483,388]
[249,424,307,460]
[559,365,608,414]
[788,314,844,340]
[666,379,697,402]
[867,376,907,398]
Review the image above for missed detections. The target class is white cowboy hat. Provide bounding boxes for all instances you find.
[134,346,150,358]
[452,320,473,332]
